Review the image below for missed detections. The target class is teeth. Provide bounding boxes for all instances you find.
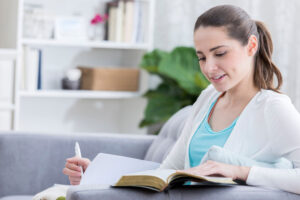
[212,75,224,80]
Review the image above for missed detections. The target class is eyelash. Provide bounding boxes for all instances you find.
[198,52,227,61]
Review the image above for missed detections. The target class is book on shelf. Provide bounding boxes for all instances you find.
[106,0,146,43]
[123,0,134,43]
[107,1,118,41]
[37,49,42,90]
[23,46,39,91]
[115,0,125,42]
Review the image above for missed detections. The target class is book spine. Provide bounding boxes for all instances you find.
[37,49,42,90]
[115,0,125,43]
[24,46,39,92]
[108,3,118,41]
[123,0,134,43]
[104,2,110,41]
[132,0,141,43]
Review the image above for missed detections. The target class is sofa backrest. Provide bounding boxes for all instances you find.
[144,105,192,163]
[0,132,154,197]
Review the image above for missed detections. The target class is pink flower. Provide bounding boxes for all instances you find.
[91,14,108,25]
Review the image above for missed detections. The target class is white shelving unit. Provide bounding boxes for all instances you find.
[11,0,155,134]
[22,39,150,50]
[0,104,15,111]
[0,49,17,130]
[18,90,142,99]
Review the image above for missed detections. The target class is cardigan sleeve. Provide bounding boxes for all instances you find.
[246,97,300,194]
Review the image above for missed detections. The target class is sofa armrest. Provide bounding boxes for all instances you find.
[0,132,156,198]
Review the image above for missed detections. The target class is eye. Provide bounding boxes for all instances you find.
[215,51,227,57]
[198,57,206,61]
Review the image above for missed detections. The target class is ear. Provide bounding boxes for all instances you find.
[247,35,258,56]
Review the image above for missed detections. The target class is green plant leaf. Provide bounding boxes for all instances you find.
[139,46,210,131]
[56,197,66,200]
[158,47,208,95]
[139,49,168,74]
[139,93,182,128]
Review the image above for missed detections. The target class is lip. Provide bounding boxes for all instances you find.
[210,74,226,83]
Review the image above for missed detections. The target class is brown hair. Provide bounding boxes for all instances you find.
[194,5,282,92]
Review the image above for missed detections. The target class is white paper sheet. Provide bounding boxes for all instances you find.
[80,153,160,186]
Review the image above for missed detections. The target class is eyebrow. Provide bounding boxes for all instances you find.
[196,45,228,54]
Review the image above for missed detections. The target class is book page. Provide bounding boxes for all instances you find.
[170,171,236,185]
[124,169,176,183]
[80,153,160,186]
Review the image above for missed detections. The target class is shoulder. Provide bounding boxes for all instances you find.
[258,89,294,110]
[258,89,300,124]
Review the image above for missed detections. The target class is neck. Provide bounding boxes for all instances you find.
[222,75,259,107]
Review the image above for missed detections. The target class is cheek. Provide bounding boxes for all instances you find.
[224,54,247,75]
[199,64,210,78]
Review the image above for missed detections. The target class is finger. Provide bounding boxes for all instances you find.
[65,162,82,172]
[70,181,80,185]
[69,176,81,182]
[67,157,90,169]
[63,167,81,177]
[194,166,222,177]
[66,157,84,165]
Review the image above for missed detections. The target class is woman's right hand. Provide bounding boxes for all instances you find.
[63,157,91,185]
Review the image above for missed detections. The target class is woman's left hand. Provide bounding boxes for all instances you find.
[177,160,250,181]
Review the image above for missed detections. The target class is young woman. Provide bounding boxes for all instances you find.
[63,5,300,194]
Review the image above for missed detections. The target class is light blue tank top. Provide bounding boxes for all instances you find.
[189,95,239,167]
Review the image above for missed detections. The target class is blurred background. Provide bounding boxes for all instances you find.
[0,0,299,135]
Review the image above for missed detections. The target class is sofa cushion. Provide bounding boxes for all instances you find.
[67,185,300,200]
[0,196,33,200]
[144,106,192,163]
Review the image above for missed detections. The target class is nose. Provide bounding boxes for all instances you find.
[202,57,218,74]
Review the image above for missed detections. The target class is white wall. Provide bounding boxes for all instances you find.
[0,0,18,48]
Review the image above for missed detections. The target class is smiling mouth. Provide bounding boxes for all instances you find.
[211,74,226,81]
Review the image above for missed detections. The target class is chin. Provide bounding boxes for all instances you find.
[211,84,228,93]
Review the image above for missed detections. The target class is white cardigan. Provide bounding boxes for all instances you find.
[159,85,300,194]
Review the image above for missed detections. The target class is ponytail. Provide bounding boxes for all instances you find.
[254,21,282,92]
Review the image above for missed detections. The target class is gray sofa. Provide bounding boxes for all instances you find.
[1,106,300,200]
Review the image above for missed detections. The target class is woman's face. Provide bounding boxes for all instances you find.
[194,26,256,92]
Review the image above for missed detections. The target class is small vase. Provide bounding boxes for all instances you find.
[89,24,104,41]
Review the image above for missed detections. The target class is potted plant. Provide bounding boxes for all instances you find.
[139,46,210,134]
[89,13,108,40]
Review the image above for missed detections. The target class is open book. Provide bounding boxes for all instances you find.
[80,153,160,185]
[114,169,237,192]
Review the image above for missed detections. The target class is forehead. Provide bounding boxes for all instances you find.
[194,26,236,52]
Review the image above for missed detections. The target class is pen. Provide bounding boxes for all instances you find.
[75,142,84,177]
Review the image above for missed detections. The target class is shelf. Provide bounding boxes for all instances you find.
[18,90,143,99]
[0,49,17,59]
[0,103,15,111]
[22,39,150,50]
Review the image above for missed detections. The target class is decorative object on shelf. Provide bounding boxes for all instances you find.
[55,16,88,40]
[139,47,210,134]
[89,14,108,40]
[78,67,139,91]
[61,69,82,90]
[23,3,55,39]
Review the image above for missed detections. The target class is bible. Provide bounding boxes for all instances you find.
[114,169,237,192]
